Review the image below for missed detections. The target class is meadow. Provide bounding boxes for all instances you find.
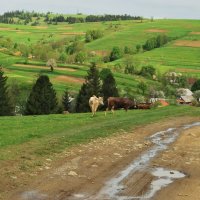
[0,18,200,100]
[1,106,200,161]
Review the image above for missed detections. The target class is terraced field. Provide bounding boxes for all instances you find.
[0,19,200,98]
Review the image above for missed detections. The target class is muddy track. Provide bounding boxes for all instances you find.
[4,117,200,200]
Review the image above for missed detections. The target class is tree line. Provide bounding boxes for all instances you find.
[0,10,45,25]
[0,10,142,25]
[0,63,118,116]
[48,14,142,24]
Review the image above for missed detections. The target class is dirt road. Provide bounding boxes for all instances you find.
[3,117,200,200]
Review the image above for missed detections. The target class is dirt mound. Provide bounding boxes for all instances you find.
[174,40,200,48]
[94,50,109,56]
[146,29,168,33]
[16,31,30,34]
[0,27,13,31]
[178,68,200,73]
[61,32,85,36]
[13,64,77,72]
[190,32,200,35]
[33,26,48,29]
[54,75,84,84]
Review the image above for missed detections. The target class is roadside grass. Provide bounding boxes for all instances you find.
[0,105,199,160]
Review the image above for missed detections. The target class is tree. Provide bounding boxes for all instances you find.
[193,90,200,102]
[75,51,86,64]
[0,67,13,116]
[110,47,123,61]
[59,52,67,63]
[137,81,147,95]
[140,65,156,78]
[101,70,119,106]
[46,58,57,72]
[136,44,141,53]
[85,30,103,42]
[75,63,101,112]
[191,79,200,92]
[25,75,58,115]
[124,46,132,54]
[124,56,137,75]
[62,89,71,111]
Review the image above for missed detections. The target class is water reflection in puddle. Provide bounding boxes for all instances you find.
[91,122,200,200]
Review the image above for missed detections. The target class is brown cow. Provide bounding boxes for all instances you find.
[137,103,151,109]
[106,97,136,115]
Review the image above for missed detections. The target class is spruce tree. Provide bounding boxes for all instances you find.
[75,63,101,113]
[0,67,13,116]
[191,79,200,92]
[25,75,58,115]
[75,83,89,113]
[102,70,119,106]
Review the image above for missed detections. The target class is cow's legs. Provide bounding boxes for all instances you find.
[105,107,109,116]
[111,106,114,114]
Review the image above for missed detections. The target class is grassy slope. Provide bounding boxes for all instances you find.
[0,106,200,160]
[0,19,200,96]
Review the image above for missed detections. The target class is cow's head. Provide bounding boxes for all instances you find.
[98,97,104,105]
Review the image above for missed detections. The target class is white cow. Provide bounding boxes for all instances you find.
[89,95,104,116]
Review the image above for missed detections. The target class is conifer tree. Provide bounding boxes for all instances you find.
[102,70,119,106]
[75,63,101,112]
[0,67,13,116]
[25,75,58,115]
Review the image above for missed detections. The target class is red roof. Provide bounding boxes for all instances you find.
[158,100,169,107]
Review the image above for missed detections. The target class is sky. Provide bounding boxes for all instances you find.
[0,0,200,19]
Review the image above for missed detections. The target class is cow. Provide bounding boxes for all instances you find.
[105,97,136,115]
[137,103,151,109]
[89,95,104,116]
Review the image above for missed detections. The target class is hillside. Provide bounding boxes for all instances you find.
[0,16,200,109]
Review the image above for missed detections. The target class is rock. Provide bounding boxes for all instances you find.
[68,171,78,176]
[178,194,189,197]
[92,164,98,168]
[185,162,191,165]
[189,133,196,137]
[136,144,143,149]
[45,166,50,170]
[10,176,17,179]
[170,171,174,174]
[46,158,52,162]
[113,153,121,156]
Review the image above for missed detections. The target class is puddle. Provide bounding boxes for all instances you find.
[21,122,200,200]
[21,190,48,200]
[87,122,200,200]
[145,168,186,199]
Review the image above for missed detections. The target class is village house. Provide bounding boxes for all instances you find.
[176,88,195,105]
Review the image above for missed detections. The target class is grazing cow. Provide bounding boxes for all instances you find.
[137,103,151,109]
[106,97,136,114]
[89,95,104,116]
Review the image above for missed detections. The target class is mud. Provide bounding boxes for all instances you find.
[2,117,200,200]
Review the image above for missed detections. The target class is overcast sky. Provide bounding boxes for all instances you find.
[0,0,200,19]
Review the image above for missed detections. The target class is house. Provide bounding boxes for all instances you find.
[176,88,194,105]
[177,88,193,96]
[177,95,195,105]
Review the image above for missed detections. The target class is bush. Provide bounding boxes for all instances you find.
[140,65,156,78]
[85,30,104,42]
[110,47,123,61]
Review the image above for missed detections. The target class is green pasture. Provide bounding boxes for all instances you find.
[0,106,199,160]
[0,19,200,98]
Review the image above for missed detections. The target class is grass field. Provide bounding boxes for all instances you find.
[0,106,199,161]
[0,18,200,99]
